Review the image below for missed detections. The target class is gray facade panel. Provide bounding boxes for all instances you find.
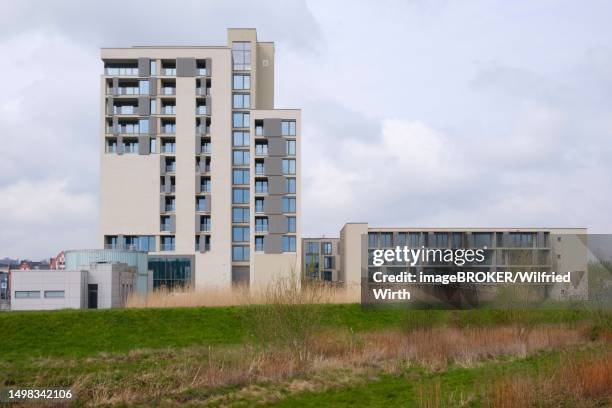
[264,234,283,254]
[268,137,286,156]
[195,175,201,193]
[116,135,124,155]
[206,58,212,76]
[160,195,165,211]
[160,155,166,175]
[149,117,157,135]
[106,97,114,115]
[267,175,286,195]
[112,77,119,96]
[177,58,196,77]
[169,214,176,233]
[231,266,249,285]
[195,136,201,153]
[138,58,150,77]
[265,157,282,176]
[138,135,150,155]
[264,195,282,214]
[138,97,150,116]
[263,118,282,137]
[164,175,172,193]
[149,78,157,96]
[269,215,287,234]
[205,96,212,115]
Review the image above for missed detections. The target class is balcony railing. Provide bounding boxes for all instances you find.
[162,68,176,76]
[124,145,139,153]
[161,87,176,95]
[198,165,211,173]
[255,146,268,155]
[160,243,175,251]
[105,67,138,76]
[196,88,210,96]
[197,68,208,76]
[161,145,176,153]
[255,126,263,136]
[196,126,210,135]
[200,184,211,193]
[106,145,117,153]
[164,204,175,212]
[196,243,211,251]
[113,106,137,115]
[161,125,176,134]
[117,87,142,95]
[200,224,211,232]
[160,224,171,232]
[160,185,176,193]
[165,165,176,173]
[197,106,209,115]
[162,106,176,115]
[201,145,211,154]
[196,203,208,212]
[255,165,265,175]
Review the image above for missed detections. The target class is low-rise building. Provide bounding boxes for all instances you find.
[10,263,137,311]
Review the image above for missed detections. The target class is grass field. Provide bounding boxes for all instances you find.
[1,305,610,407]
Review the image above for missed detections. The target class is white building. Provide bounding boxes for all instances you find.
[10,263,137,311]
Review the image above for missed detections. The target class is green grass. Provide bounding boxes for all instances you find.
[0,305,604,362]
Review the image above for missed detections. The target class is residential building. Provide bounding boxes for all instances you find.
[305,224,589,301]
[100,28,301,289]
[302,238,341,283]
[10,263,136,311]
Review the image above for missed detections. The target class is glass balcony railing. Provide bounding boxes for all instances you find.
[197,106,209,115]
[200,224,211,232]
[200,184,211,193]
[105,67,138,76]
[201,145,211,154]
[117,87,142,95]
[113,106,137,114]
[106,145,117,153]
[162,87,176,95]
[197,68,208,76]
[196,88,210,96]
[255,146,268,155]
[198,165,211,173]
[160,185,176,193]
[161,145,176,153]
[255,126,263,136]
[160,224,171,232]
[164,204,175,212]
[162,106,176,115]
[161,125,176,134]
[160,243,175,251]
[124,144,139,153]
[196,203,208,212]
[196,126,210,134]
[165,165,176,173]
[162,68,176,76]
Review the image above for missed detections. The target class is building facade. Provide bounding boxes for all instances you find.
[10,263,136,311]
[302,238,341,283]
[306,224,589,301]
[100,28,301,289]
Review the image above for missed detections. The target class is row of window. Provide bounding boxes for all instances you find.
[305,241,333,255]
[367,232,549,248]
[231,236,297,261]
[14,290,65,299]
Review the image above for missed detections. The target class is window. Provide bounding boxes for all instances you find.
[201,178,211,193]
[160,236,175,251]
[233,169,249,185]
[282,197,296,213]
[139,80,149,94]
[232,150,250,165]
[282,159,296,175]
[44,290,65,298]
[255,198,264,213]
[434,233,448,248]
[233,112,250,128]
[200,216,211,232]
[232,188,249,204]
[323,271,332,281]
[255,236,264,252]
[380,233,393,248]
[287,216,296,233]
[232,41,251,70]
[233,93,250,108]
[197,197,208,212]
[14,291,40,299]
[255,180,268,193]
[232,245,250,261]
[233,74,251,90]
[281,120,296,136]
[150,60,157,75]
[255,161,265,175]
[255,217,268,232]
[306,242,319,254]
[473,233,492,248]
[232,207,250,223]
[233,131,249,147]
[323,256,333,269]
[255,143,268,155]
[150,99,157,114]
[282,236,296,252]
[232,226,250,242]
[286,178,296,194]
[322,242,332,255]
[286,140,296,156]
[409,233,420,247]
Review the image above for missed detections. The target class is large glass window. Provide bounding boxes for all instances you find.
[255,180,268,193]
[282,159,296,175]
[281,120,296,136]
[233,150,250,165]
[233,74,251,90]
[233,131,249,146]
[286,178,296,194]
[148,257,192,288]
[473,233,492,248]
[322,242,332,255]
[232,226,250,242]
[255,236,264,252]
[282,236,296,252]
[232,207,250,223]
[255,217,268,232]
[233,112,250,128]
[287,216,296,233]
[232,188,249,204]
[282,197,296,213]
[255,198,264,213]
[233,93,250,109]
[286,140,296,156]
[232,41,252,70]
[233,169,249,185]
[138,80,149,94]
[232,245,250,261]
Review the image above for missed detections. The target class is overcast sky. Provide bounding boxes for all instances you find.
[1,0,612,259]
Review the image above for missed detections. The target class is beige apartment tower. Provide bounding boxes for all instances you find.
[100,29,301,289]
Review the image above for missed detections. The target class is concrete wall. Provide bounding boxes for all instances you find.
[10,270,86,311]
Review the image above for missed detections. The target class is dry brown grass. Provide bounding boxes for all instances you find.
[126,282,361,308]
[65,324,596,406]
[484,352,612,407]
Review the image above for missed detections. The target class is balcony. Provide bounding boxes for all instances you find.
[255,126,263,136]
[196,87,210,96]
[160,223,171,232]
[113,106,137,115]
[162,68,176,76]
[164,204,175,212]
[162,106,176,115]
[197,105,209,115]
[198,164,211,173]
[201,144,212,154]
[255,145,268,156]
[161,124,176,134]
[105,67,138,76]
[196,243,211,252]
[200,184,211,193]
[124,144,139,154]
[197,68,208,76]
[161,145,176,154]
[116,87,142,95]
[160,243,175,251]
[161,87,176,96]
[165,165,176,173]
[196,125,210,135]
[200,224,211,233]
[196,203,208,212]
[160,185,176,193]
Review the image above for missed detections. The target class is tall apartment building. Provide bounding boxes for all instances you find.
[100,28,301,289]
